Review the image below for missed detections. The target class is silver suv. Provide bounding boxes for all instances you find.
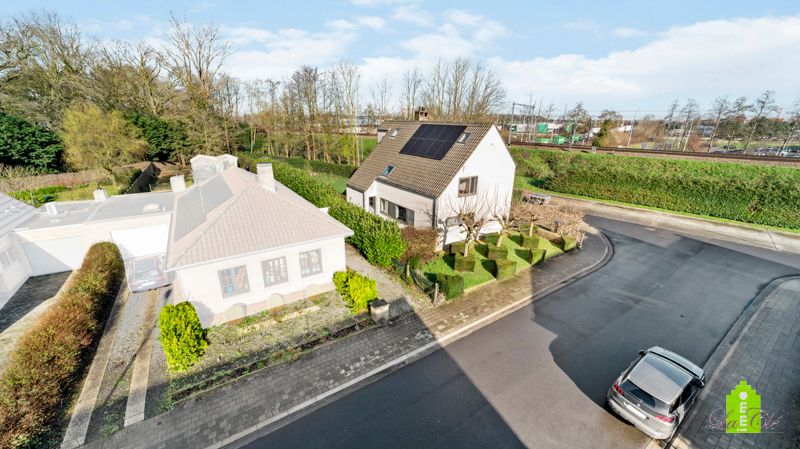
[607,346,705,440]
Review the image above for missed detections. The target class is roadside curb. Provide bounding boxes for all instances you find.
[659,274,800,449]
[208,230,613,449]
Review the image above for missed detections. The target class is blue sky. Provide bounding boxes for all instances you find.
[3,1,799,116]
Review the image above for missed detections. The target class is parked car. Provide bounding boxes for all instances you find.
[128,255,169,293]
[607,346,705,440]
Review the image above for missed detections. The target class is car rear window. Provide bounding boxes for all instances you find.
[620,380,671,414]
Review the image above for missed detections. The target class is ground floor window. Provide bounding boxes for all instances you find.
[299,249,323,277]
[262,256,288,287]
[369,196,376,211]
[218,265,250,297]
[379,199,414,225]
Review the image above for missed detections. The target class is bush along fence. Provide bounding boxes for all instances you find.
[333,269,378,314]
[513,147,800,229]
[0,242,124,449]
[239,155,406,267]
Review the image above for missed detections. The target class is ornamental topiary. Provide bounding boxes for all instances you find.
[334,269,378,314]
[522,235,542,250]
[562,235,577,251]
[494,259,517,280]
[159,302,208,372]
[530,249,546,265]
[437,273,465,299]
[454,254,476,272]
[487,243,509,260]
[450,241,466,256]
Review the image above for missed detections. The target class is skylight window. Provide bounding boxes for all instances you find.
[381,165,395,177]
[457,132,470,144]
[389,129,399,138]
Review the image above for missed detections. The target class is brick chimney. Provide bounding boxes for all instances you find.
[414,106,429,121]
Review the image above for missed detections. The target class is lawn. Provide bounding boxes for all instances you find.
[11,182,124,206]
[311,172,348,194]
[421,230,564,290]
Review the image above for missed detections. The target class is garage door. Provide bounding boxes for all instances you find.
[111,224,169,260]
[22,237,85,275]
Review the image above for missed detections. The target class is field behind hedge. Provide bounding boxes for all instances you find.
[512,148,800,229]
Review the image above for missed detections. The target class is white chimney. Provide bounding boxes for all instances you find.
[45,202,58,216]
[257,163,275,192]
[170,175,186,193]
[93,188,108,202]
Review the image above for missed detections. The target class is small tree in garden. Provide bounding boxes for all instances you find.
[514,201,544,236]
[448,192,490,256]
[159,302,208,371]
[491,197,527,245]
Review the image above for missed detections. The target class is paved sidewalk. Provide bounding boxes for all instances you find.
[669,278,800,449]
[81,232,609,449]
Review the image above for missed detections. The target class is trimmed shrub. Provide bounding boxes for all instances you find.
[487,243,509,260]
[562,235,577,251]
[450,241,466,256]
[484,233,500,245]
[454,254,476,272]
[159,302,208,371]
[334,269,378,314]
[494,259,517,280]
[241,160,406,267]
[401,226,438,263]
[437,273,465,299]
[516,248,532,262]
[0,242,124,448]
[530,249,546,265]
[522,235,543,250]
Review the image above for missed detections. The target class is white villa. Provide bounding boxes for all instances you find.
[346,117,516,245]
[2,155,352,326]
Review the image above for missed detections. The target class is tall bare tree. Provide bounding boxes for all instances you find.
[369,74,391,124]
[743,90,777,153]
[400,67,422,119]
[706,96,730,150]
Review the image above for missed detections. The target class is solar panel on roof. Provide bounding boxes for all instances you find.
[174,188,206,240]
[399,124,467,160]
[199,175,232,214]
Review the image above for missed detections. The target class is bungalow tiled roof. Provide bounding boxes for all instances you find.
[167,167,352,269]
[347,121,495,198]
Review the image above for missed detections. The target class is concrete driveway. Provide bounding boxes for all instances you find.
[233,217,800,449]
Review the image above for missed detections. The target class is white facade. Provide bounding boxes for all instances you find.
[174,236,347,327]
[0,233,33,309]
[347,126,516,245]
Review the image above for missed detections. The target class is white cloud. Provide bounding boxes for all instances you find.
[491,16,800,112]
[356,16,386,30]
[391,4,433,26]
[612,27,647,38]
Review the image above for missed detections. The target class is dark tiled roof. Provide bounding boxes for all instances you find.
[348,121,494,198]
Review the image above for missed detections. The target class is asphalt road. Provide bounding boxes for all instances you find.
[231,217,800,449]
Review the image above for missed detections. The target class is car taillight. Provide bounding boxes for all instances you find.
[613,383,624,396]
[655,414,675,423]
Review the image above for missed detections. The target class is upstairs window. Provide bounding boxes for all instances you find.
[456,132,470,144]
[381,165,395,177]
[458,176,478,197]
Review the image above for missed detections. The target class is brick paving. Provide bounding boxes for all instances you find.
[669,278,800,449]
[81,232,609,449]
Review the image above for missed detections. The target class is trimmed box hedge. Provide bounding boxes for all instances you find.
[494,259,517,280]
[521,235,541,249]
[530,249,546,265]
[0,242,124,448]
[454,254,476,272]
[484,233,500,245]
[487,243,509,260]
[437,273,465,299]
[562,236,577,251]
[334,269,378,314]
[450,241,466,256]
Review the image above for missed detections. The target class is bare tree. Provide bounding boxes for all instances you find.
[491,196,528,246]
[331,61,361,164]
[706,96,730,151]
[743,90,777,153]
[369,74,391,124]
[723,96,751,150]
[400,67,422,119]
[447,192,491,257]
[780,100,800,151]
[678,99,699,151]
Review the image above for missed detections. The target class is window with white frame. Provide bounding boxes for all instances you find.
[456,132,470,144]
[261,257,288,287]
[380,165,395,177]
[299,249,323,277]
[458,176,478,197]
[389,129,399,138]
[218,265,249,297]
[380,198,388,214]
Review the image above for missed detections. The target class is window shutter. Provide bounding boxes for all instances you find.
[407,209,415,225]
[388,202,397,218]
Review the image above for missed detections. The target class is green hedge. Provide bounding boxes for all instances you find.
[334,270,378,314]
[513,147,800,229]
[494,259,517,280]
[484,233,500,245]
[437,273,465,299]
[487,243,509,260]
[242,153,357,178]
[0,243,124,448]
[562,236,577,251]
[159,302,208,372]
[530,249,546,265]
[522,235,544,250]
[454,254,476,272]
[239,156,405,267]
[450,241,466,256]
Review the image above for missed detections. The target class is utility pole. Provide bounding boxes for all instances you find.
[507,102,516,145]
[532,98,543,143]
[627,109,639,147]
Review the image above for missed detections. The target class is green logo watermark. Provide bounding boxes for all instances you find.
[726,380,761,433]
